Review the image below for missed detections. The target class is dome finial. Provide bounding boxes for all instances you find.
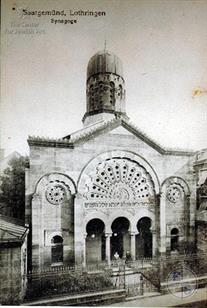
[104,38,107,51]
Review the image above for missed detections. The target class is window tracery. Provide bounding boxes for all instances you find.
[84,158,155,202]
[167,186,181,203]
[45,180,70,205]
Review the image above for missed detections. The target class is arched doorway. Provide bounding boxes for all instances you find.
[111,217,130,259]
[51,235,63,264]
[171,228,179,251]
[136,217,152,258]
[86,218,105,264]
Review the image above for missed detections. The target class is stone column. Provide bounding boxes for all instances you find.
[160,191,166,257]
[155,193,161,256]
[130,231,136,261]
[74,194,84,267]
[105,233,112,266]
[152,229,156,257]
[83,233,87,268]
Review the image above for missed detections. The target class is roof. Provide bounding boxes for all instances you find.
[28,117,195,156]
[87,50,123,80]
[0,215,28,245]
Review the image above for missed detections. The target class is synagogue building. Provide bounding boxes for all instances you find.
[25,50,206,272]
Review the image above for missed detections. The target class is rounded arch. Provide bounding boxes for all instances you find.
[77,150,160,195]
[111,217,130,233]
[48,231,62,244]
[86,218,105,235]
[161,176,190,196]
[34,172,77,195]
[134,210,155,230]
[171,227,179,235]
[85,218,106,264]
[169,225,181,234]
[137,216,152,232]
[108,210,134,232]
[84,212,108,232]
[51,235,63,244]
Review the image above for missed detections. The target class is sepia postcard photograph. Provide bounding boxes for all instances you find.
[0,0,207,307]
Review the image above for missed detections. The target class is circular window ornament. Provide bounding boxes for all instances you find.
[167,186,181,203]
[46,185,65,205]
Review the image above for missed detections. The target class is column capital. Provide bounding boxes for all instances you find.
[74,192,83,199]
[105,232,112,237]
[156,192,162,197]
[130,231,137,236]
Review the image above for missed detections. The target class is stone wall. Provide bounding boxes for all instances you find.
[0,245,22,304]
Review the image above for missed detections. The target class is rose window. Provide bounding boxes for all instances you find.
[84,158,155,202]
[167,186,181,203]
[46,185,65,205]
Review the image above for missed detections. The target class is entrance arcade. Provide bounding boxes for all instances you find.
[84,215,155,266]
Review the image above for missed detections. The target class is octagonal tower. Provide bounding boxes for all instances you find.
[82,50,127,126]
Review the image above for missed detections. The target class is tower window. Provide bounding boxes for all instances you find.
[118,85,122,98]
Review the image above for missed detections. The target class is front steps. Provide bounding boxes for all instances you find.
[111,266,159,298]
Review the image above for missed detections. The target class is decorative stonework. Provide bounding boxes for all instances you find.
[45,180,71,205]
[87,74,125,114]
[46,184,66,205]
[167,186,181,203]
[84,158,155,203]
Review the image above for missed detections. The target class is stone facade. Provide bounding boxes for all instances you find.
[25,50,205,272]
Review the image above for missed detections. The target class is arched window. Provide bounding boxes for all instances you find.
[118,84,122,99]
[109,81,115,105]
[171,228,179,251]
[51,235,63,264]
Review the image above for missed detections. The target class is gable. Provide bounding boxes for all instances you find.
[28,117,195,157]
[108,125,133,136]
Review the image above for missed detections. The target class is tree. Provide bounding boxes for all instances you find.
[0,156,29,220]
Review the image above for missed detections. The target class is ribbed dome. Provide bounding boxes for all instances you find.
[87,50,123,80]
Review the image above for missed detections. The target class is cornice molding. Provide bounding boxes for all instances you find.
[28,117,195,156]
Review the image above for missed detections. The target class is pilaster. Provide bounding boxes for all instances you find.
[74,194,84,266]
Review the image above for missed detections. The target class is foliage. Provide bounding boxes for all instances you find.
[26,271,114,300]
[0,156,29,220]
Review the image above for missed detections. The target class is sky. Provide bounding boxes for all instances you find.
[1,0,207,156]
